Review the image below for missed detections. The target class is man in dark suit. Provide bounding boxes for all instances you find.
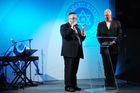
[60,12,86,92]
[97,9,122,88]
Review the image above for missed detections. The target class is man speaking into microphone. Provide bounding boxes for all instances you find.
[60,12,86,92]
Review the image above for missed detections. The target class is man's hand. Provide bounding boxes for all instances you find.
[102,42,109,46]
[71,22,77,29]
[81,24,86,36]
[102,41,116,46]
[109,41,116,45]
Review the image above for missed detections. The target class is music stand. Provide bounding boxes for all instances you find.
[84,36,118,93]
[16,49,38,85]
[16,49,37,57]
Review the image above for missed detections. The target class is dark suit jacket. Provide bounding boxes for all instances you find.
[97,20,122,54]
[60,23,86,58]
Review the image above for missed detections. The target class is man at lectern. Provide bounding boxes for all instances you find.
[97,9,122,87]
[60,12,86,92]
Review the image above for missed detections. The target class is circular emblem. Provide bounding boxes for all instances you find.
[65,0,101,44]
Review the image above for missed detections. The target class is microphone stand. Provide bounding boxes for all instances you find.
[29,39,32,82]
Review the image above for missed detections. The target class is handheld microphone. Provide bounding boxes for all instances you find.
[73,24,78,28]
[10,38,17,45]
[75,24,78,26]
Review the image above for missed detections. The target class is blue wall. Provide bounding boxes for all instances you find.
[0,0,115,81]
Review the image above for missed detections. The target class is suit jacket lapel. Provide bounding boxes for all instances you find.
[103,21,109,31]
[66,22,71,27]
[109,20,113,30]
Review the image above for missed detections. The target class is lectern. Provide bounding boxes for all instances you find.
[85,36,118,93]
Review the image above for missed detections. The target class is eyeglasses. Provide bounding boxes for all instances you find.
[69,18,77,20]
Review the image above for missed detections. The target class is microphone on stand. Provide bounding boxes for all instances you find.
[10,38,17,45]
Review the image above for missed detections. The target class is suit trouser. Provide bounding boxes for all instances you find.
[64,56,80,88]
[101,47,118,85]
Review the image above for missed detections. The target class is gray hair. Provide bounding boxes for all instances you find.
[104,9,112,15]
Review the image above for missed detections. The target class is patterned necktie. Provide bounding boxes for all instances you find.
[74,27,81,45]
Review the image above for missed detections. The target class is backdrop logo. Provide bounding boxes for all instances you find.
[65,0,100,43]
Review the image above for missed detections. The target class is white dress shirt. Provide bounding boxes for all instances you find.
[106,21,111,30]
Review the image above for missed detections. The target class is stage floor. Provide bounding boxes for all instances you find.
[1,79,140,93]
